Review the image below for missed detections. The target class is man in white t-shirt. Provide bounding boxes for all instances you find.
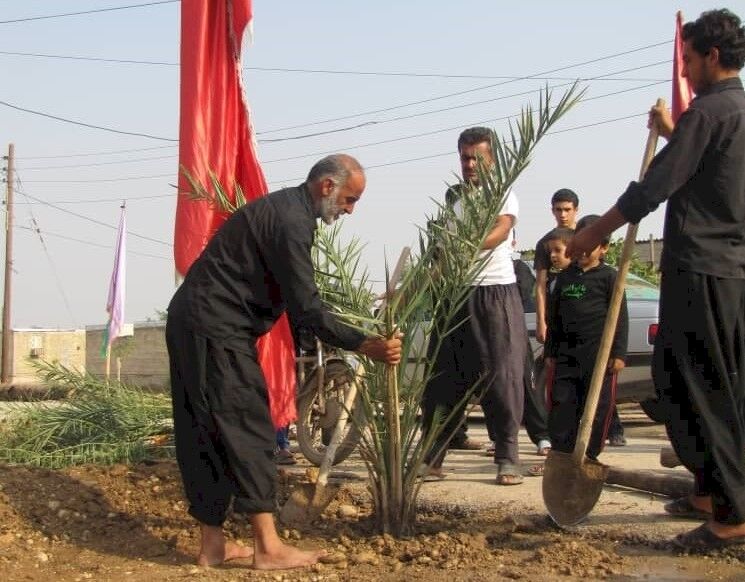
[420,127,527,485]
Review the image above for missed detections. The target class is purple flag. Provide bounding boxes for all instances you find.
[101,205,126,357]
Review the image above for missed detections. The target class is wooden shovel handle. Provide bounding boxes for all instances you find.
[573,98,665,463]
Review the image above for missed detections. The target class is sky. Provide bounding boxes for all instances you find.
[0,1,742,329]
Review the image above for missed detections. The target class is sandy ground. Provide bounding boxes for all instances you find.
[1,404,744,581]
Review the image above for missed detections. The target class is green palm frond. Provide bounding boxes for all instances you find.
[0,361,173,468]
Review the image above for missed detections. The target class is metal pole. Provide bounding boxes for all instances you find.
[2,144,14,384]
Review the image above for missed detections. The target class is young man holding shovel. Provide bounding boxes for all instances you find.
[567,9,745,549]
[167,154,402,569]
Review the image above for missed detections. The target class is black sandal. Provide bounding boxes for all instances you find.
[664,497,711,520]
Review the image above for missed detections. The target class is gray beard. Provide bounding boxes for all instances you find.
[320,195,341,225]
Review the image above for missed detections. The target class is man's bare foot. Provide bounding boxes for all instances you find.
[708,519,745,540]
[197,541,254,567]
[254,541,325,571]
[197,525,253,567]
[688,495,713,513]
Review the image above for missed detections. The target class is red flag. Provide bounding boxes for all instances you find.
[672,11,693,123]
[177,0,297,428]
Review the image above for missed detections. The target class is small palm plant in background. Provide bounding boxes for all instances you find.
[0,360,173,468]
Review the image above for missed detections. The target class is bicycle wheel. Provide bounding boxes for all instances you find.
[296,360,364,466]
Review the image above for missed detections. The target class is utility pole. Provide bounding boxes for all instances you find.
[2,144,14,384]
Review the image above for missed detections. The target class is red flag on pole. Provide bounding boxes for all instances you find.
[177,0,297,428]
[672,11,694,123]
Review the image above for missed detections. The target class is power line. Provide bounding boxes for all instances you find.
[0,1,178,25]
[256,40,671,135]
[14,78,664,184]
[18,153,176,171]
[18,144,176,161]
[13,193,173,205]
[16,177,77,326]
[259,65,667,143]
[265,111,649,185]
[16,188,173,247]
[0,48,669,82]
[21,173,173,184]
[15,224,171,260]
[2,41,671,146]
[0,100,177,142]
[261,80,667,165]
[5,60,668,165]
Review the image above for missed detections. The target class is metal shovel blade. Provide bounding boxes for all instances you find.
[279,482,339,527]
[542,449,609,527]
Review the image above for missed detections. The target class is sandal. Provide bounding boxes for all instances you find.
[664,497,711,520]
[496,463,523,486]
[673,524,745,550]
[536,440,551,457]
[526,464,544,477]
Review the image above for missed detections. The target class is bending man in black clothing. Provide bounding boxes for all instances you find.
[568,9,745,548]
[167,154,402,569]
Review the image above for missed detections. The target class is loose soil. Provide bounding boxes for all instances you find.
[1,461,744,581]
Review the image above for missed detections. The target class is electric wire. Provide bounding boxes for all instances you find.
[0,47,668,82]
[13,193,173,205]
[15,174,77,326]
[2,41,672,146]
[15,224,171,261]
[12,67,670,176]
[16,79,666,183]
[259,67,668,144]
[18,144,176,161]
[265,110,649,185]
[15,188,173,247]
[19,153,177,171]
[261,80,667,164]
[257,40,672,135]
[0,99,177,142]
[0,1,178,25]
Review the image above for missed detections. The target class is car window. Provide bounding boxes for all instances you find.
[519,259,659,301]
[625,273,659,300]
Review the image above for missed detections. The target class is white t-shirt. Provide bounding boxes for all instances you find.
[453,188,519,286]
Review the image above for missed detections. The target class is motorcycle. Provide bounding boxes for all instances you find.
[294,338,364,466]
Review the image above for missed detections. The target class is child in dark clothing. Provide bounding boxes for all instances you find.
[545,215,628,460]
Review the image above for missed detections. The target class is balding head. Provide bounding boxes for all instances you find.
[307,154,366,224]
[307,154,365,185]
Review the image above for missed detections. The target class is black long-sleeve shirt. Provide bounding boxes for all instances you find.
[545,263,628,361]
[168,184,365,353]
[616,77,745,279]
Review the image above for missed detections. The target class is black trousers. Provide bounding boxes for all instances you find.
[461,340,549,446]
[654,270,745,525]
[547,346,617,460]
[522,342,550,445]
[167,317,277,526]
[422,284,526,466]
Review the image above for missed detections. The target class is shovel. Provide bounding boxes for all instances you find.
[279,247,411,526]
[279,362,365,526]
[542,99,664,527]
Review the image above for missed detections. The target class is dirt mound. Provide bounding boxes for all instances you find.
[0,461,743,581]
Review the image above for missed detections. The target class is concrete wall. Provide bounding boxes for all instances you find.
[86,322,169,388]
[11,329,86,384]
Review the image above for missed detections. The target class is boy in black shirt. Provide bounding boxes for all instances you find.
[545,215,628,459]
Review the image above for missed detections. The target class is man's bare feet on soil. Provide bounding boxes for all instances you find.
[253,540,325,570]
[197,525,254,566]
